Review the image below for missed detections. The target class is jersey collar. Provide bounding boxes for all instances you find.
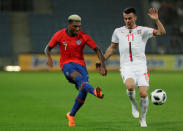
[65,28,80,38]
[65,28,69,34]
[125,25,138,29]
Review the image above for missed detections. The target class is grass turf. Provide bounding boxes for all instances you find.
[0,72,183,131]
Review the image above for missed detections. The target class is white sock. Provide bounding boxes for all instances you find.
[140,97,149,119]
[126,90,138,109]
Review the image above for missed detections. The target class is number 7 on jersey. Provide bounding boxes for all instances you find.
[63,42,67,50]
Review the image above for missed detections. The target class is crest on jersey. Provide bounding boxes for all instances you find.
[137,30,141,34]
[76,40,81,45]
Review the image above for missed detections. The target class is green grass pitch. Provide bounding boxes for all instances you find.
[0,71,183,131]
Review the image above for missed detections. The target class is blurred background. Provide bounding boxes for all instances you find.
[0,1,183,130]
[0,0,183,71]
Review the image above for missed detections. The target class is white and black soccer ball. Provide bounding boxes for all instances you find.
[150,89,167,105]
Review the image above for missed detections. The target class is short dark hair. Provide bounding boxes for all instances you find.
[123,7,136,15]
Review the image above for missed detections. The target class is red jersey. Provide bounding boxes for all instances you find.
[48,28,97,69]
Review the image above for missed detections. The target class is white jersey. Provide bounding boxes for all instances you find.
[112,26,155,67]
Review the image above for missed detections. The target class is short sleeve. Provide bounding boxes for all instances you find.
[86,35,97,50]
[111,29,119,43]
[143,27,155,39]
[48,31,60,47]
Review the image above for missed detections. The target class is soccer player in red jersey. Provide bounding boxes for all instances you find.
[44,14,107,127]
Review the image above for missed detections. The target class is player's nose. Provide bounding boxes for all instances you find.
[126,19,130,22]
[75,27,80,31]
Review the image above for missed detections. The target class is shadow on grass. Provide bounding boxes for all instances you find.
[149,121,183,128]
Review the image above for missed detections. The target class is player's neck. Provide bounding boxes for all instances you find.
[65,28,76,37]
[68,31,78,37]
[126,24,137,29]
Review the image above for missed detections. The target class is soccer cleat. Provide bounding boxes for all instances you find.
[66,112,75,127]
[140,117,147,127]
[132,104,139,118]
[94,86,104,99]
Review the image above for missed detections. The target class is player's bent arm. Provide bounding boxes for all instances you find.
[94,47,106,68]
[94,47,107,76]
[104,42,118,61]
[44,44,53,57]
[154,19,166,36]
[148,8,166,36]
[44,44,54,67]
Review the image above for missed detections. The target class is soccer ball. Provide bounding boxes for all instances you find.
[150,89,167,105]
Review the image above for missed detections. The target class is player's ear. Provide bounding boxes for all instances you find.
[134,15,137,21]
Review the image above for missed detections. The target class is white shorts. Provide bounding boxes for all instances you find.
[120,64,150,87]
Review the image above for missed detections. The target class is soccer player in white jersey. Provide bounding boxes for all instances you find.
[96,7,166,127]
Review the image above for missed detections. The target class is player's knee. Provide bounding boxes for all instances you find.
[75,75,87,86]
[126,84,135,91]
[140,92,147,98]
[79,86,87,92]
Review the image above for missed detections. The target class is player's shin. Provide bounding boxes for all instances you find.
[127,89,138,106]
[140,96,149,119]
[70,90,87,116]
[126,90,139,118]
[75,76,95,95]
[140,96,148,127]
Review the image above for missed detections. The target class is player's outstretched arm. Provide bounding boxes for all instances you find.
[94,47,107,76]
[44,44,53,67]
[148,8,166,36]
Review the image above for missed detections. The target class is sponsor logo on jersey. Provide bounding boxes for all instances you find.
[76,40,81,45]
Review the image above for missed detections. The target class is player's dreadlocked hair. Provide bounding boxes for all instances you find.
[123,7,136,15]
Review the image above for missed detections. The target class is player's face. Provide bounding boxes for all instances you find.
[68,21,81,36]
[123,13,137,29]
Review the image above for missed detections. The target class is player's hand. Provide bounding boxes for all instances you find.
[148,8,159,21]
[96,61,107,76]
[46,57,53,67]
[99,67,107,76]
[96,61,101,69]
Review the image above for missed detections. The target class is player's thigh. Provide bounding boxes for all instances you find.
[120,67,136,90]
[62,63,80,82]
[73,63,89,82]
[136,67,149,98]
[136,68,150,87]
